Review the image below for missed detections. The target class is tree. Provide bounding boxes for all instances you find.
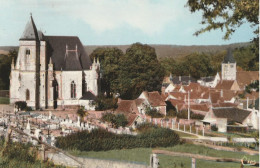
[77,106,87,124]
[0,49,18,90]
[101,113,128,128]
[90,47,123,97]
[186,0,259,40]
[118,43,165,99]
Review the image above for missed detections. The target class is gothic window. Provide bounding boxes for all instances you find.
[25,49,30,55]
[71,81,76,98]
[230,65,234,68]
[26,89,30,101]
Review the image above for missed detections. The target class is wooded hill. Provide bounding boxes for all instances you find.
[0,42,250,59]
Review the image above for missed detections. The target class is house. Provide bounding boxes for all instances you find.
[138,91,167,115]
[116,100,144,129]
[170,75,197,85]
[198,72,220,88]
[203,107,258,132]
[10,15,100,110]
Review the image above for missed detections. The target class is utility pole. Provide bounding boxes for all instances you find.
[188,91,190,120]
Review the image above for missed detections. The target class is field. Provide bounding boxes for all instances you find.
[69,143,259,168]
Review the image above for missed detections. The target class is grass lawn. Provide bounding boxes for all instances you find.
[69,143,259,168]
[0,97,9,104]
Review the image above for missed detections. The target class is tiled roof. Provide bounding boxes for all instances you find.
[144,91,166,106]
[190,104,209,112]
[116,100,139,126]
[212,107,251,123]
[135,98,145,106]
[236,71,259,89]
[215,80,235,90]
[212,102,238,108]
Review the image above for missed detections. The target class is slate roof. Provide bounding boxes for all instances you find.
[223,49,236,63]
[20,15,92,71]
[171,76,197,85]
[212,107,251,123]
[199,76,215,82]
[45,36,92,71]
[20,15,39,41]
[80,91,96,100]
[63,50,82,70]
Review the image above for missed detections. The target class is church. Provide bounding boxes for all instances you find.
[10,15,100,110]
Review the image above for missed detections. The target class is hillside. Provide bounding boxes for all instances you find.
[0,42,250,59]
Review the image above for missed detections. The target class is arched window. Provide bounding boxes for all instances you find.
[71,81,76,98]
[25,49,30,55]
[26,89,30,100]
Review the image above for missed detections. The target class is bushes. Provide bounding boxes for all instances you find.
[94,96,118,111]
[145,106,164,118]
[15,101,27,111]
[101,113,128,128]
[55,126,180,151]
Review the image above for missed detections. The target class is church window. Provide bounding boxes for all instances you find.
[26,89,30,100]
[230,65,234,68]
[26,49,30,55]
[71,81,76,98]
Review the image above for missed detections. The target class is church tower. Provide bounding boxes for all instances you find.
[221,49,236,80]
[10,14,41,109]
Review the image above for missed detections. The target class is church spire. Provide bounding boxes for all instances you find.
[20,13,39,41]
[223,48,236,63]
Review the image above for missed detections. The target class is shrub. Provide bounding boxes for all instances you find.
[94,96,118,111]
[211,125,218,131]
[101,113,128,128]
[15,101,27,111]
[55,127,180,151]
[145,106,164,118]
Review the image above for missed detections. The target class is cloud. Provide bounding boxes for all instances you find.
[38,0,184,35]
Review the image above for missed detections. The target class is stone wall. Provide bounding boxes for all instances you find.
[48,152,149,168]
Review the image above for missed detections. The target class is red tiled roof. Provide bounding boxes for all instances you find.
[215,80,236,90]
[190,104,210,112]
[144,91,166,106]
[237,71,259,89]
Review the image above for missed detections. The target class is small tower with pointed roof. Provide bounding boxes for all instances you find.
[221,49,236,80]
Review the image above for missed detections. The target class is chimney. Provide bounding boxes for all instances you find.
[161,86,166,95]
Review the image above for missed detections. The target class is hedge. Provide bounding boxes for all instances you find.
[55,126,180,151]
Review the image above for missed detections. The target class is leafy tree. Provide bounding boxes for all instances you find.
[245,80,259,94]
[0,49,18,90]
[145,106,164,118]
[186,0,259,40]
[90,47,123,97]
[94,95,118,111]
[77,106,87,124]
[101,113,128,128]
[118,43,165,99]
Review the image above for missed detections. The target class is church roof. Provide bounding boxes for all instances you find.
[45,36,92,70]
[223,49,236,63]
[63,49,82,70]
[20,15,39,41]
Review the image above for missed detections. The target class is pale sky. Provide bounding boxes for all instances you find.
[0,0,256,46]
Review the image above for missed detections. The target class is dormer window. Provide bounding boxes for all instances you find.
[26,49,30,55]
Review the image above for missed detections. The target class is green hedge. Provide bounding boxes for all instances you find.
[55,126,180,151]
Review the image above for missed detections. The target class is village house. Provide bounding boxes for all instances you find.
[138,91,167,116]
[203,107,259,132]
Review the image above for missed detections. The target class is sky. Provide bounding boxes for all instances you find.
[0,0,256,46]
